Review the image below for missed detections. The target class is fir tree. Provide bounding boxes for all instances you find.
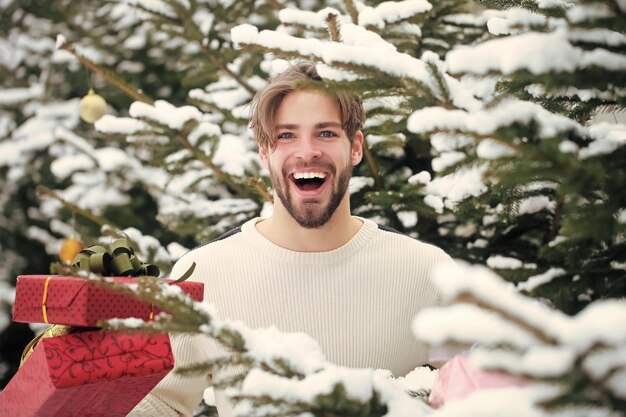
[1,0,624,416]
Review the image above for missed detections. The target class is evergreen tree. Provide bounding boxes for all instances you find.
[406,0,626,314]
[1,0,624,415]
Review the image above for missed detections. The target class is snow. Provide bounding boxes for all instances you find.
[424,194,444,213]
[517,196,556,215]
[193,9,214,36]
[397,211,418,228]
[212,134,258,177]
[55,34,66,49]
[61,175,130,214]
[348,176,374,193]
[471,346,575,377]
[167,242,188,261]
[432,151,465,172]
[423,166,488,209]
[358,1,432,28]
[487,8,548,36]
[567,4,613,24]
[240,367,376,402]
[568,29,626,46]
[415,302,542,348]
[231,24,451,103]
[408,171,431,185]
[559,140,579,153]
[226,322,327,375]
[419,262,571,342]
[50,154,94,179]
[129,100,202,130]
[516,268,566,292]
[447,30,626,76]
[0,84,44,105]
[188,121,222,146]
[487,255,523,270]
[0,100,80,170]
[428,385,559,417]
[476,139,515,160]
[278,8,328,30]
[579,123,626,159]
[159,198,257,219]
[95,115,149,134]
[408,100,584,139]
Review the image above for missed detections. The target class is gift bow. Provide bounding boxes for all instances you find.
[72,237,160,277]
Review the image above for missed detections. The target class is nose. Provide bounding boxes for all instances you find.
[294,136,322,160]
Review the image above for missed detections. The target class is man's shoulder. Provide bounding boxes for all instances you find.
[370,221,451,262]
[178,226,245,261]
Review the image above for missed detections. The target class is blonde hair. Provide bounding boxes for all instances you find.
[249,62,365,150]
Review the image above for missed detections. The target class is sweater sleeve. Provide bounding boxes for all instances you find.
[128,333,213,416]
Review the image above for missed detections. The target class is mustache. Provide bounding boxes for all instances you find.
[282,160,336,176]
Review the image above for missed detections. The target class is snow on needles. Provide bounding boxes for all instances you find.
[231,24,433,93]
[407,99,584,139]
[415,261,626,354]
[358,0,432,28]
[447,30,626,76]
[231,24,478,111]
[129,100,202,130]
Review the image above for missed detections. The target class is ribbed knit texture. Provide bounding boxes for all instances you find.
[129,217,452,417]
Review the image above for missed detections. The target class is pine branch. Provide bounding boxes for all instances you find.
[166,0,256,95]
[343,0,359,24]
[456,292,559,345]
[248,177,273,203]
[58,40,153,104]
[174,133,257,201]
[36,186,118,230]
[324,12,342,42]
[362,144,383,188]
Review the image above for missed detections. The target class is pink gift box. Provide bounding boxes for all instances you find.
[429,354,528,407]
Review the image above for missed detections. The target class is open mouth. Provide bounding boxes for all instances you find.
[291,172,328,192]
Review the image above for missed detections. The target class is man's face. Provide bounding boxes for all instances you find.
[259,90,363,228]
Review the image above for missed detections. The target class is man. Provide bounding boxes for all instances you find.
[129,62,452,416]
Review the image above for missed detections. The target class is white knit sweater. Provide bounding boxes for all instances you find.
[129,217,453,417]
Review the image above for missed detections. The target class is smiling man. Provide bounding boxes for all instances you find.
[129,62,454,417]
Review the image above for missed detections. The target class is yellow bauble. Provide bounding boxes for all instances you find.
[59,238,84,264]
[79,89,107,123]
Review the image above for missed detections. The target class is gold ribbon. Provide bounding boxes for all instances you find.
[20,325,72,366]
[42,276,52,324]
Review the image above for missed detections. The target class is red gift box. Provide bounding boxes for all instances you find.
[0,331,173,417]
[13,275,204,326]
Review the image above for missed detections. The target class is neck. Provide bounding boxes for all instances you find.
[256,197,363,252]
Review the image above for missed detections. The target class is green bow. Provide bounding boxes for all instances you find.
[72,237,160,277]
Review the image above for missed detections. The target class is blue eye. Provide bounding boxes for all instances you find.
[278,132,294,140]
[319,130,337,138]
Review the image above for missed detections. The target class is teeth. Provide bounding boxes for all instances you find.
[293,172,326,180]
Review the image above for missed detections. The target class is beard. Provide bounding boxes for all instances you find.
[269,159,352,229]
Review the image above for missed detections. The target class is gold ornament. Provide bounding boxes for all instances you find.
[79,89,107,123]
[59,237,84,264]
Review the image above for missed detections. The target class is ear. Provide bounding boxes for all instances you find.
[259,145,270,169]
[351,130,364,166]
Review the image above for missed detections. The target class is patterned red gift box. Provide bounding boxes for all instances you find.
[13,275,204,326]
[0,331,174,417]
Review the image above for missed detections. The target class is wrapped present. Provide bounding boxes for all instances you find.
[0,330,173,417]
[429,354,528,407]
[13,274,204,326]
